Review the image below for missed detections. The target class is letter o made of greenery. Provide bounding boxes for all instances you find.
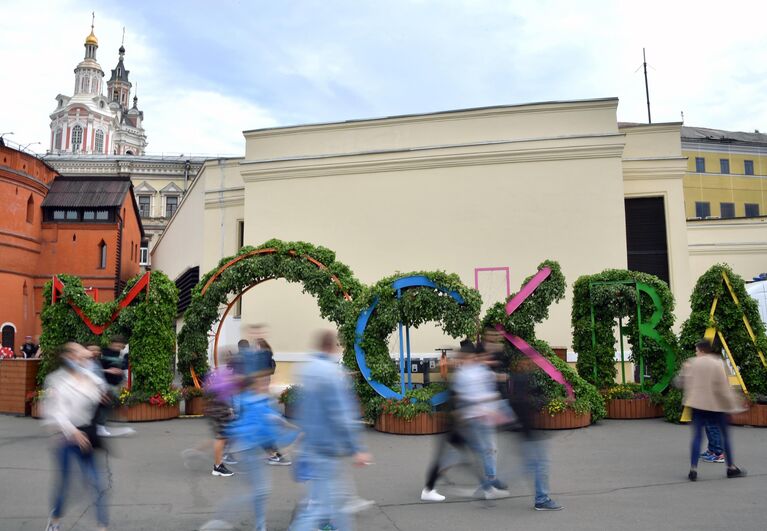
[176,239,363,386]
[341,271,481,412]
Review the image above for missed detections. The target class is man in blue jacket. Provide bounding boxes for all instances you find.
[290,330,372,531]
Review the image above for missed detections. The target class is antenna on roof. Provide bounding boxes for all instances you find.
[681,111,684,123]
[122,27,125,46]
[642,48,652,124]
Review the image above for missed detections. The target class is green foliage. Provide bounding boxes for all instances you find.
[278,384,303,405]
[38,272,178,400]
[339,270,481,417]
[482,260,605,420]
[602,382,662,405]
[662,387,684,423]
[679,263,767,396]
[364,384,448,422]
[571,269,680,390]
[119,386,181,407]
[177,239,364,386]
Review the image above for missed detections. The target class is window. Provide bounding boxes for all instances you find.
[745,203,760,217]
[95,130,104,154]
[695,202,711,218]
[237,220,244,249]
[95,210,109,220]
[139,241,149,266]
[165,195,178,218]
[98,241,107,269]
[720,159,730,174]
[53,209,65,220]
[720,202,735,218]
[53,129,62,151]
[695,157,705,173]
[26,195,33,223]
[138,195,151,217]
[83,210,95,220]
[745,160,755,175]
[65,210,78,220]
[71,125,83,152]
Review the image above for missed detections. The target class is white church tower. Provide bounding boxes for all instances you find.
[49,16,147,155]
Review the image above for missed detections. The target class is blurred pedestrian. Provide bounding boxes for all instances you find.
[507,355,563,511]
[20,335,39,358]
[42,342,109,531]
[452,340,510,500]
[290,330,372,531]
[678,340,746,481]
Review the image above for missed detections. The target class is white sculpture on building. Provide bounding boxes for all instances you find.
[49,17,147,156]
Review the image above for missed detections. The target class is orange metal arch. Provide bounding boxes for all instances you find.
[200,249,352,370]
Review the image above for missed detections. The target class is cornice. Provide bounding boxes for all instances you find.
[688,242,767,255]
[622,157,687,180]
[241,139,626,182]
[244,98,619,137]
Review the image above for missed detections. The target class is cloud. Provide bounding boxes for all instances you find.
[0,0,276,155]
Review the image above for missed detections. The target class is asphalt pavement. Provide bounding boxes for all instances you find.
[0,415,765,530]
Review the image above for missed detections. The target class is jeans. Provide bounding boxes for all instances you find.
[691,409,732,468]
[212,448,270,530]
[705,424,723,455]
[291,454,351,531]
[51,440,108,527]
[521,438,551,504]
[463,421,497,488]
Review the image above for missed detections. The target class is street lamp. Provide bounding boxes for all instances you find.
[21,141,41,152]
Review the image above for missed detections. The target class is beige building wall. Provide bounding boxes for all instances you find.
[620,123,692,325]
[240,99,629,353]
[687,217,767,282]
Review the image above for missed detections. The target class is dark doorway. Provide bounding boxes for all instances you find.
[1,325,15,350]
[625,197,670,287]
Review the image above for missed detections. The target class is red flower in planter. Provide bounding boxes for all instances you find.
[149,393,167,407]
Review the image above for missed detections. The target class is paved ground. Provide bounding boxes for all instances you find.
[1,414,765,530]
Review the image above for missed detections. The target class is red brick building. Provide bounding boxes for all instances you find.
[0,142,143,354]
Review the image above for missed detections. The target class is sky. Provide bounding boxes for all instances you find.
[1,0,766,156]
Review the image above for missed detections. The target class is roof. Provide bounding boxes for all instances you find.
[108,58,130,84]
[681,126,767,146]
[41,176,131,208]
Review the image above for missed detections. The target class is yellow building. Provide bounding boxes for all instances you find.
[682,126,767,219]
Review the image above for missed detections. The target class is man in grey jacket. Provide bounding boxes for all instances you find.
[290,330,372,531]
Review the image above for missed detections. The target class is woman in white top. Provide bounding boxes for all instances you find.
[43,342,109,531]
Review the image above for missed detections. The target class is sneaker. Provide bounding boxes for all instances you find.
[96,425,111,437]
[702,453,725,464]
[222,454,238,465]
[474,486,510,500]
[727,466,747,478]
[700,450,714,458]
[534,499,564,511]
[108,426,136,437]
[266,454,292,466]
[212,463,234,477]
[200,519,234,530]
[343,497,375,513]
[318,524,337,531]
[490,478,508,490]
[421,488,446,502]
[688,469,697,481]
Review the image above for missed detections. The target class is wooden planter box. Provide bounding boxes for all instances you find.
[184,396,206,416]
[730,403,767,427]
[113,402,180,422]
[30,400,43,419]
[0,359,40,415]
[374,412,448,435]
[606,398,663,419]
[532,410,591,430]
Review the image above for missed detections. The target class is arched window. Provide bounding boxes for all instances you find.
[53,129,62,151]
[1,323,15,350]
[95,130,104,154]
[71,125,83,152]
[26,194,34,223]
[98,240,107,269]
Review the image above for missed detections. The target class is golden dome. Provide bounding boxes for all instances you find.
[85,30,98,46]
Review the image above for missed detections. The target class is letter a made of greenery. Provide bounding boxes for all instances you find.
[679,264,767,397]
[571,269,679,393]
